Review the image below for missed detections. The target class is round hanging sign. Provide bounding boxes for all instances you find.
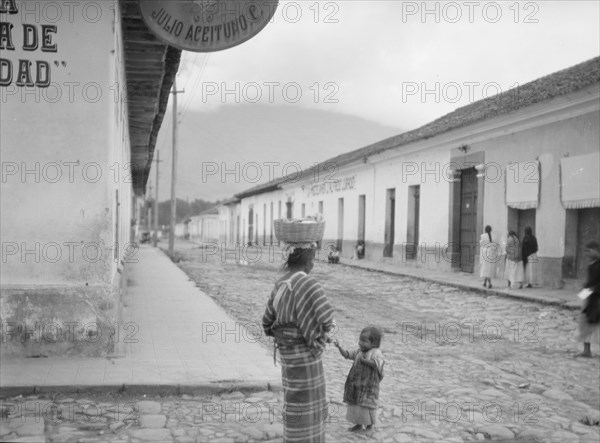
[139,0,279,52]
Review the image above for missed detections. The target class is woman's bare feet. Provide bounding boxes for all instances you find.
[363,425,375,436]
[574,352,593,358]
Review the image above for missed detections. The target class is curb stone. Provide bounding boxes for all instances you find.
[339,260,580,311]
[0,381,283,398]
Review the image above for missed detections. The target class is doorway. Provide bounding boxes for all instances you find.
[247,206,254,245]
[406,185,420,260]
[509,208,536,240]
[358,195,366,243]
[459,168,478,272]
[576,208,600,279]
[269,202,273,245]
[384,188,395,257]
[337,198,344,252]
[263,204,267,245]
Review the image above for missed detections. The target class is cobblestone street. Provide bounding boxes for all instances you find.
[170,242,600,442]
[1,241,599,443]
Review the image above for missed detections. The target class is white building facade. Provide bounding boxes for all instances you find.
[226,58,599,288]
[1,0,180,356]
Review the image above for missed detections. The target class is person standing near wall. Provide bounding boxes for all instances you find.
[505,230,524,289]
[522,227,539,288]
[479,225,496,289]
[576,241,600,357]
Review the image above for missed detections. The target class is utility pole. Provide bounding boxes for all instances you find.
[168,79,184,257]
[147,182,153,232]
[153,150,161,247]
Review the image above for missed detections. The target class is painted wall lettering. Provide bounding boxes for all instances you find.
[0,1,60,88]
[306,176,356,197]
[0,0,18,15]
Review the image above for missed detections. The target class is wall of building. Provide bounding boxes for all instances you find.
[0,1,131,356]
[232,84,598,286]
[240,188,286,246]
[474,106,600,285]
[369,149,452,267]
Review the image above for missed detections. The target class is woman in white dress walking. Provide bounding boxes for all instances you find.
[480,225,496,288]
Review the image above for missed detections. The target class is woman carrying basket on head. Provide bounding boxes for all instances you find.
[263,215,336,442]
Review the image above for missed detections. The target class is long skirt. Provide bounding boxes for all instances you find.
[479,256,495,278]
[278,343,328,442]
[346,404,378,425]
[504,260,524,285]
[524,253,540,285]
[578,313,600,344]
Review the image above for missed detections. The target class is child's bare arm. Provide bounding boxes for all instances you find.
[333,340,351,359]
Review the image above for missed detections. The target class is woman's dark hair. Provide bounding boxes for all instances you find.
[524,226,533,236]
[485,225,492,242]
[361,326,383,348]
[282,247,316,271]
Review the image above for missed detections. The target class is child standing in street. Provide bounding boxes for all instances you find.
[334,326,385,435]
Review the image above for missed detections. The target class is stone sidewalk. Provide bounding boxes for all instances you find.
[338,256,583,310]
[0,246,281,397]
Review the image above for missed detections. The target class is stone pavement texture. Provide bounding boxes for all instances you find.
[0,246,280,396]
[1,241,599,442]
[338,256,582,311]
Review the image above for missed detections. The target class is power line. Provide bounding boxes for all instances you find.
[178,54,211,124]
[180,53,200,95]
[178,56,205,119]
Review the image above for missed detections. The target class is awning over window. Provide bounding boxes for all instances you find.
[505,161,540,209]
[560,152,600,209]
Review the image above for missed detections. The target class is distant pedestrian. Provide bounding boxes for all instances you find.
[576,240,600,358]
[504,230,524,289]
[333,326,385,436]
[328,244,340,264]
[522,227,539,288]
[263,242,336,442]
[479,225,497,288]
[351,241,365,260]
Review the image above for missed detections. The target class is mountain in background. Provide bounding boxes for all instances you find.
[154,104,404,202]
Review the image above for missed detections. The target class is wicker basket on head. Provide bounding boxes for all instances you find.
[273,218,325,243]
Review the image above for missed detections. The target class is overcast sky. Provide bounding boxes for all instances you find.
[153,0,600,201]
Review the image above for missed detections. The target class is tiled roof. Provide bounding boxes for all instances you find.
[221,197,241,206]
[198,206,219,216]
[235,56,600,199]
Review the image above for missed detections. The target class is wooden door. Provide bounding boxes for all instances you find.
[269,202,273,245]
[459,168,478,272]
[337,198,344,252]
[248,207,254,245]
[358,195,366,242]
[407,185,420,260]
[384,189,396,257]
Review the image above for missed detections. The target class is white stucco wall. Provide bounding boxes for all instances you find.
[0,1,137,355]
[233,83,598,280]
[371,149,451,249]
[1,0,130,285]
[477,109,600,258]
